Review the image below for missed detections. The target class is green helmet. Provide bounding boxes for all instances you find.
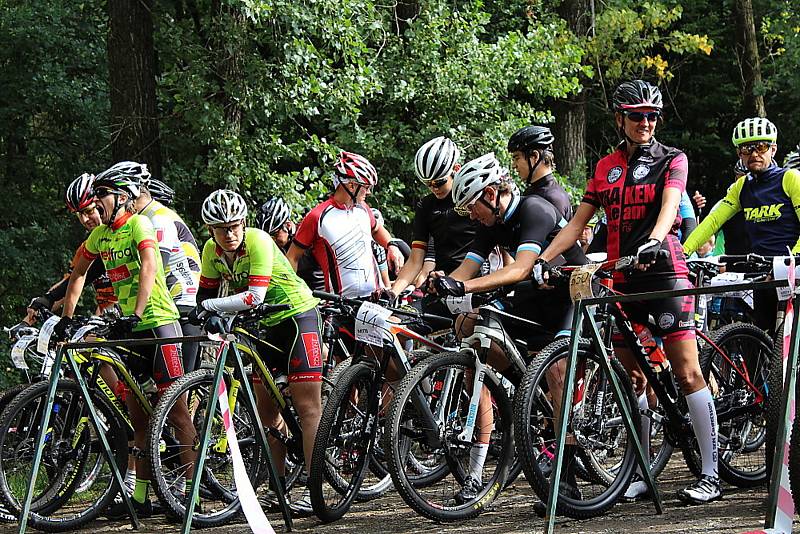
[731,117,778,146]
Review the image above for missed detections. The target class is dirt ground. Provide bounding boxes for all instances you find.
[2,457,775,534]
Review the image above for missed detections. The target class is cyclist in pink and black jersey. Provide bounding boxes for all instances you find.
[535,80,721,505]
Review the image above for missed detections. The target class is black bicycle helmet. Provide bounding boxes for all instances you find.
[612,80,663,111]
[507,125,555,153]
[147,178,175,205]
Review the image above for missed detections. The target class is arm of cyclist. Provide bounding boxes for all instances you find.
[392,246,426,295]
[683,176,744,255]
[134,245,158,318]
[462,250,538,294]
[782,169,800,253]
[197,232,273,314]
[679,191,697,243]
[59,252,92,319]
[372,222,405,273]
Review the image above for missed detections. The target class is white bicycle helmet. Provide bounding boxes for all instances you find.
[202,189,248,225]
[732,117,778,146]
[256,197,291,234]
[452,152,502,216]
[414,136,460,183]
[94,161,150,198]
[784,148,800,171]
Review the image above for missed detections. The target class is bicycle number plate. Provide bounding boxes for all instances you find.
[772,256,800,301]
[355,301,393,347]
[445,294,473,314]
[37,315,60,354]
[569,263,602,302]
[11,335,35,369]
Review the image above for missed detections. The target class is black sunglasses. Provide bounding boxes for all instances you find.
[424,177,449,189]
[93,188,115,199]
[624,111,661,123]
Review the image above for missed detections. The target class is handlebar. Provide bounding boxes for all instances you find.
[312,290,452,329]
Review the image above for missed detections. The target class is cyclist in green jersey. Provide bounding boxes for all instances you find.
[53,167,196,518]
[191,189,322,515]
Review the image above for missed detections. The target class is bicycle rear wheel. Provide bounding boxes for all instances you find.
[0,379,127,532]
[514,339,639,519]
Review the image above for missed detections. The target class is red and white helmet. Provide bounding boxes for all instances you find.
[334,151,378,187]
[65,173,96,212]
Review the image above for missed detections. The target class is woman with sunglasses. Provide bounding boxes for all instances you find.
[684,118,800,334]
[389,136,478,308]
[534,79,722,505]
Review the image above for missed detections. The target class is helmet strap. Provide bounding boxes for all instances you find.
[343,183,361,206]
[525,150,542,183]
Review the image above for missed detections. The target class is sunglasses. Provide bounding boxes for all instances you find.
[93,188,115,199]
[624,111,661,123]
[424,177,449,189]
[737,141,773,156]
[212,222,244,235]
[75,204,97,216]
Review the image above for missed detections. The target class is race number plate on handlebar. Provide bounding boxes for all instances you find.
[445,294,474,314]
[569,263,602,303]
[355,301,393,347]
[11,335,35,370]
[37,315,60,354]
[773,256,800,301]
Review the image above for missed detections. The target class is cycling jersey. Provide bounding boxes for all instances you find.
[293,198,381,298]
[684,164,800,256]
[139,199,201,307]
[523,173,573,221]
[83,213,179,330]
[411,194,477,273]
[583,140,688,279]
[466,195,586,266]
[678,191,697,242]
[199,228,318,326]
[45,242,117,311]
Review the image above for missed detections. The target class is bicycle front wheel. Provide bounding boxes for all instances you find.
[385,349,513,522]
[514,339,639,519]
[0,379,127,532]
[148,368,262,528]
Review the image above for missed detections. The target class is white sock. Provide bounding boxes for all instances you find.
[469,443,489,482]
[125,470,137,495]
[685,387,719,478]
[635,392,651,477]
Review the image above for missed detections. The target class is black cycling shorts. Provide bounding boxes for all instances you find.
[128,321,185,392]
[244,309,323,383]
[494,283,575,352]
[615,276,695,343]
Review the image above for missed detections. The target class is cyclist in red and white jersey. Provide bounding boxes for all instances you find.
[287,151,403,298]
[535,80,721,505]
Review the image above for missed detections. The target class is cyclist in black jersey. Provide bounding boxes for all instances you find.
[508,125,573,220]
[429,152,586,503]
[390,136,478,311]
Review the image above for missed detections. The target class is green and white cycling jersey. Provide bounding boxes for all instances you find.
[199,228,318,327]
[139,199,201,307]
[83,212,180,331]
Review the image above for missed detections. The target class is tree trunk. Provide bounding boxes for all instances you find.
[553,0,590,179]
[107,0,161,175]
[733,0,766,117]
[395,0,419,36]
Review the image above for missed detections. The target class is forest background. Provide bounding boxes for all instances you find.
[1,0,798,382]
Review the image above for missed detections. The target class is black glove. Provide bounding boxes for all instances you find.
[28,296,53,313]
[204,315,228,335]
[9,321,32,340]
[110,314,141,339]
[370,288,397,306]
[433,276,466,297]
[187,303,211,325]
[532,258,552,287]
[636,238,662,266]
[52,316,74,341]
